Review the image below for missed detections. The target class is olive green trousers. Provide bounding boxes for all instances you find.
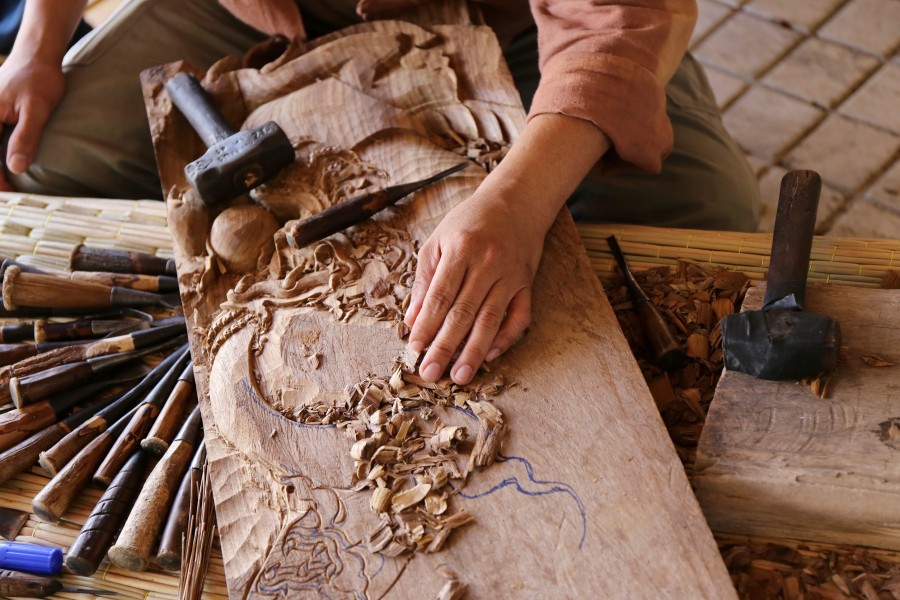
[7,0,759,232]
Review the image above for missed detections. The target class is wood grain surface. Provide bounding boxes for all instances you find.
[695,283,900,549]
[142,8,733,598]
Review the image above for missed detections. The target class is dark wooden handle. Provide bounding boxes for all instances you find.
[165,72,234,147]
[143,380,194,455]
[39,416,107,477]
[0,570,60,597]
[764,170,822,309]
[0,403,57,454]
[607,235,686,370]
[0,343,39,367]
[93,404,156,486]
[0,423,68,486]
[10,362,95,408]
[66,450,150,576]
[32,431,114,522]
[156,442,204,570]
[107,440,196,571]
[69,245,176,276]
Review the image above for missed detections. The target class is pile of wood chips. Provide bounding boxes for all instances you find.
[603,261,900,600]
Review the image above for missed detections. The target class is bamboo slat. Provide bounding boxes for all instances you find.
[580,223,899,287]
[1,192,897,599]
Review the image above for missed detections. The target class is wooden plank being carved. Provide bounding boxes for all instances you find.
[142,10,734,599]
[695,284,900,550]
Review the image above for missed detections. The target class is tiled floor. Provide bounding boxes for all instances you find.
[84,0,900,239]
[693,0,900,238]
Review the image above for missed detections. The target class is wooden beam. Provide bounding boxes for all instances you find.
[695,283,900,549]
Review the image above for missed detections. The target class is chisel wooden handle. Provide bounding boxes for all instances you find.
[2,265,170,310]
[69,271,179,293]
[607,235,687,371]
[95,349,191,483]
[0,569,62,597]
[39,415,108,477]
[157,440,205,570]
[0,322,34,343]
[32,428,116,522]
[143,363,194,455]
[93,403,156,486]
[9,362,94,408]
[69,245,177,276]
[108,405,202,571]
[66,450,150,576]
[0,425,68,486]
[0,403,56,454]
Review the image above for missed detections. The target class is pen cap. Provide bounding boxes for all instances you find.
[0,541,63,575]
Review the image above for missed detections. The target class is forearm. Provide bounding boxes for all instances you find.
[10,0,88,64]
[476,112,611,237]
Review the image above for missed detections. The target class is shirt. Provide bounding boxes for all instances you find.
[216,0,697,173]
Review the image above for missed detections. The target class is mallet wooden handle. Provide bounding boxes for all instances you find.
[2,266,171,310]
[66,450,150,576]
[0,403,57,454]
[143,363,195,455]
[69,245,177,276]
[108,404,203,571]
[165,72,233,146]
[763,170,822,309]
[156,440,205,570]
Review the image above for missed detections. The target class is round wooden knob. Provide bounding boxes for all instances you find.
[209,204,280,273]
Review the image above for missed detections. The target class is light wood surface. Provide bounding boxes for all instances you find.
[695,283,900,549]
[143,9,734,599]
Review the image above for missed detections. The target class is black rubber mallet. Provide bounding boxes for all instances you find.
[165,71,295,206]
[722,170,841,380]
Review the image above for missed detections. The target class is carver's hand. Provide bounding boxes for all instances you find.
[404,114,613,385]
[404,185,546,385]
[0,53,66,190]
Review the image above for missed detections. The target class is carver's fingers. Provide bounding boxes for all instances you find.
[404,239,439,330]
[407,247,467,357]
[416,268,497,383]
[484,288,532,363]
[449,284,512,385]
[6,103,49,174]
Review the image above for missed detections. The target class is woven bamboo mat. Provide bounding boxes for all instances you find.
[0,192,225,600]
[2,192,898,599]
[580,223,899,287]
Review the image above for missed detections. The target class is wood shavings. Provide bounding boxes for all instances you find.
[861,354,895,367]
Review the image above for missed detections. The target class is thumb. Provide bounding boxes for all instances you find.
[6,104,50,174]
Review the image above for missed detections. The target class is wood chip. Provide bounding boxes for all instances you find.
[861,354,894,367]
[391,483,431,512]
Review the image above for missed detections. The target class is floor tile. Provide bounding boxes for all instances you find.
[724,86,824,159]
[864,161,900,213]
[743,0,847,33]
[839,62,900,134]
[818,0,900,57]
[763,38,879,108]
[693,0,734,47]
[785,114,900,192]
[703,67,748,108]
[828,199,900,237]
[694,12,802,78]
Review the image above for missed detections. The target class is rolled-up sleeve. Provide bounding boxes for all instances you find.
[528,0,697,172]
